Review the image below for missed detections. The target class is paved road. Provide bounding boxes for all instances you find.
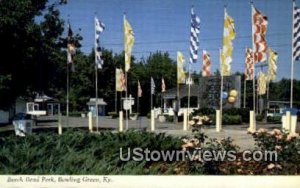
[1,115,298,150]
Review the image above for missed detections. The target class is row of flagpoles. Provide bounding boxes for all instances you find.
[65,1,299,129]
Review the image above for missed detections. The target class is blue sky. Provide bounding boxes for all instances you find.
[57,0,300,80]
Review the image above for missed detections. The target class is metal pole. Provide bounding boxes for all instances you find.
[95,67,99,132]
[66,63,69,126]
[125,71,128,130]
[267,80,270,109]
[243,79,246,108]
[151,81,153,110]
[291,1,295,108]
[94,17,99,132]
[115,69,117,113]
[137,84,139,128]
[219,49,223,128]
[187,64,191,125]
[251,3,256,115]
[177,83,180,123]
[115,90,117,113]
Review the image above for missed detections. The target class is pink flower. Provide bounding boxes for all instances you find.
[275,164,282,170]
[275,145,282,151]
[188,120,195,126]
[247,128,256,134]
[275,134,283,140]
[271,129,282,136]
[182,138,188,144]
[267,163,275,169]
[287,132,299,141]
[257,128,268,133]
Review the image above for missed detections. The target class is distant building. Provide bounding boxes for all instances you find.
[87,98,107,117]
[162,75,241,115]
[32,94,60,116]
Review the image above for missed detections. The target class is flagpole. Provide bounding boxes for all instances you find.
[137,82,139,128]
[187,64,191,124]
[243,79,246,108]
[267,79,270,109]
[243,47,247,109]
[177,83,180,123]
[251,3,256,121]
[151,78,153,110]
[291,1,295,108]
[115,68,118,113]
[94,17,99,132]
[115,88,117,113]
[123,14,129,130]
[66,19,71,127]
[66,63,69,126]
[95,64,99,132]
[219,49,224,126]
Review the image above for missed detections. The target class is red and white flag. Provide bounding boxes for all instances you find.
[137,80,142,97]
[244,48,254,80]
[252,6,268,63]
[202,50,212,77]
[161,77,166,92]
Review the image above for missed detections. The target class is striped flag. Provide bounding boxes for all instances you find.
[293,1,300,61]
[202,50,212,77]
[124,16,135,72]
[67,22,76,64]
[151,77,155,95]
[252,6,268,63]
[268,48,278,81]
[221,9,235,76]
[161,77,166,92]
[138,80,142,97]
[177,51,186,84]
[257,71,267,95]
[116,68,126,92]
[189,7,201,64]
[95,17,105,69]
[244,48,254,80]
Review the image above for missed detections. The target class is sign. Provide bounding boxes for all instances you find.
[199,75,241,108]
[122,95,135,110]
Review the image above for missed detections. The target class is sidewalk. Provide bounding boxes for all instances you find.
[0,115,295,150]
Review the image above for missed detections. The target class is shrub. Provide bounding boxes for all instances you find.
[0,129,182,175]
[222,114,242,125]
[164,115,174,122]
[239,108,250,122]
[191,107,215,116]
[249,129,300,174]
[108,112,118,119]
[69,111,83,117]
[267,116,281,124]
[256,114,264,121]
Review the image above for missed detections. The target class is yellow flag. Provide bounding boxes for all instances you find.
[221,9,235,76]
[258,72,267,95]
[268,48,278,81]
[177,52,186,84]
[124,16,135,72]
[116,68,125,92]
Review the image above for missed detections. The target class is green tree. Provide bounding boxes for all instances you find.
[0,0,70,109]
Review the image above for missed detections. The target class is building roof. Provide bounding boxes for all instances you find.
[86,98,107,106]
[34,94,59,103]
[162,85,200,99]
